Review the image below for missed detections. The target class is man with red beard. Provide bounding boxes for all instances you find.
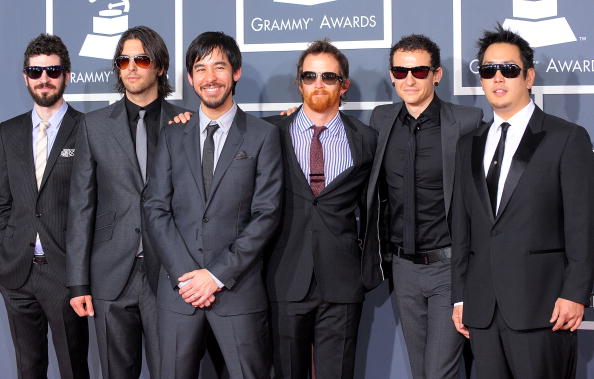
[0,34,89,379]
[264,39,382,379]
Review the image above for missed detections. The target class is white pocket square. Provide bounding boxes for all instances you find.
[60,148,75,158]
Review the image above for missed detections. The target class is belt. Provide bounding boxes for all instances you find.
[392,245,451,265]
[33,255,48,265]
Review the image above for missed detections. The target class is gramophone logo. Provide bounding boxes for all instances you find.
[273,0,336,5]
[79,0,131,60]
[502,0,576,47]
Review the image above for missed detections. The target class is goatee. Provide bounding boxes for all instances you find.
[28,82,66,107]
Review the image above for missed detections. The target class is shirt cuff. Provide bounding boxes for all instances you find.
[454,302,464,307]
[207,270,225,288]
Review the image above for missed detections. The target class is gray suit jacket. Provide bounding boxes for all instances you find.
[66,98,186,300]
[143,107,283,316]
[363,100,483,266]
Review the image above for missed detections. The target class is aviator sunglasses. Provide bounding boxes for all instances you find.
[478,63,523,79]
[24,65,66,79]
[300,71,344,85]
[114,54,152,70]
[390,65,434,80]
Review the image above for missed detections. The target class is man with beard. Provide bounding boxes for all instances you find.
[363,35,483,379]
[0,34,89,379]
[66,26,186,379]
[264,39,381,379]
[143,31,282,378]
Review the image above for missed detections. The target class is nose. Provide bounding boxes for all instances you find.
[405,71,416,85]
[493,69,504,82]
[313,74,325,89]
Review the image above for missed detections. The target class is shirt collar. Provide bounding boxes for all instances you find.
[492,100,535,133]
[399,95,441,126]
[294,107,342,136]
[32,101,68,131]
[125,96,162,123]
[199,102,237,134]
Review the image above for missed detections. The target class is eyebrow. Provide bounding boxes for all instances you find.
[193,61,229,69]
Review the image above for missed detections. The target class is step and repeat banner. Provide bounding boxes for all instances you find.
[0,1,593,378]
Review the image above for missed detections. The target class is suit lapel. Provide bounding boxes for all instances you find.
[278,112,313,197]
[471,124,494,222]
[108,99,143,188]
[39,106,78,191]
[495,108,546,222]
[182,115,206,206]
[366,103,402,212]
[440,102,460,219]
[16,112,39,196]
[205,110,245,208]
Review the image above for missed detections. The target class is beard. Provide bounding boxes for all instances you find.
[198,82,234,110]
[28,80,66,107]
[303,88,341,113]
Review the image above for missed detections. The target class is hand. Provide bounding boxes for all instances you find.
[167,111,193,125]
[178,269,220,308]
[280,106,299,116]
[452,304,469,338]
[550,297,584,332]
[191,291,221,308]
[70,295,95,317]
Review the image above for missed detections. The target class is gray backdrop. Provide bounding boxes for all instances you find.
[1,0,593,378]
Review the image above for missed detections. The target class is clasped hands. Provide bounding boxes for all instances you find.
[178,269,222,308]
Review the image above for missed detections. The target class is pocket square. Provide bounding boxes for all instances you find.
[234,151,251,160]
[60,148,75,158]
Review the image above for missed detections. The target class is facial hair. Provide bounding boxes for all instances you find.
[303,88,341,113]
[199,81,234,110]
[28,80,66,107]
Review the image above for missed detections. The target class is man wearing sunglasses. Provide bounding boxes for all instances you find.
[0,34,89,379]
[451,25,594,379]
[364,34,483,379]
[263,39,380,379]
[66,26,187,379]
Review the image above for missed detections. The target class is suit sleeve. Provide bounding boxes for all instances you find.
[558,125,594,304]
[66,116,96,295]
[205,125,283,289]
[451,138,471,304]
[143,128,201,289]
[0,125,12,238]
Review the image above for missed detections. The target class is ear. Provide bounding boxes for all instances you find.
[187,72,193,86]
[525,67,536,90]
[232,67,242,82]
[158,67,165,77]
[23,73,28,86]
[64,71,71,85]
[340,78,351,96]
[432,66,443,85]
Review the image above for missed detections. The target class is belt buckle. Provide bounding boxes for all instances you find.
[413,254,429,265]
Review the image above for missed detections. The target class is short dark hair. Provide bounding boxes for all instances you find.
[476,23,534,76]
[23,34,71,73]
[185,32,242,94]
[295,39,349,82]
[389,34,441,69]
[113,25,173,98]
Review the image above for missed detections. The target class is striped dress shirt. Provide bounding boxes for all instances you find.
[290,108,353,186]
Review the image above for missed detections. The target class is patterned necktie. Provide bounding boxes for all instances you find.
[309,125,327,197]
[35,120,50,189]
[136,110,147,183]
[486,122,510,216]
[202,122,219,199]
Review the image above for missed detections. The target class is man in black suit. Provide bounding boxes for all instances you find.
[66,26,187,379]
[364,35,483,379]
[451,25,594,379]
[0,34,89,379]
[143,31,282,378]
[265,39,381,379]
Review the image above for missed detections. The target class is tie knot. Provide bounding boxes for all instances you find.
[206,122,219,136]
[311,125,326,138]
[39,120,50,131]
[500,122,510,134]
[138,109,146,120]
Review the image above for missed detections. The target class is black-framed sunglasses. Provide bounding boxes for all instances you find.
[478,64,523,79]
[114,54,152,70]
[23,65,66,79]
[300,71,344,85]
[390,65,434,80]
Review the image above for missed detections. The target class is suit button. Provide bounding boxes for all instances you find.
[35,213,42,217]
[313,199,318,206]
[135,228,141,233]
[202,217,209,223]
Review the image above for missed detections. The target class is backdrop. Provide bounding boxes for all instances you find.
[1,0,593,378]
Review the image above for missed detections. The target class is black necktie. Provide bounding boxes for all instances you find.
[403,119,419,255]
[202,122,219,199]
[486,122,510,216]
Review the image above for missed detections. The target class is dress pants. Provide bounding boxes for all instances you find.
[271,280,362,379]
[1,260,89,379]
[391,256,464,379]
[93,257,160,379]
[469,305,577,379]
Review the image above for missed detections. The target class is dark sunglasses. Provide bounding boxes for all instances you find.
[23,65,66,79]
[300,71,343,85]
[114,54,152,70]
[478,64,523,79]
[390,66,434,80]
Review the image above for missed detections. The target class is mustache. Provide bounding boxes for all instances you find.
[34,83,56,90]
[311,89,330,96]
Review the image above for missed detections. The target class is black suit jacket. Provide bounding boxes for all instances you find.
[66,98,186,299]
[0,105,81,289]
[143,107,283,316]
[363,101,483,269]
[265,109,379,303]
[452,106,594,330]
